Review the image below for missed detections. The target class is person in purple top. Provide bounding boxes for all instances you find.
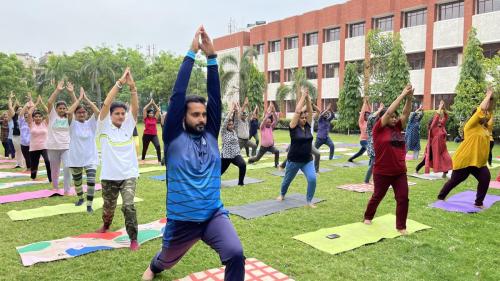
[314,103,335,159]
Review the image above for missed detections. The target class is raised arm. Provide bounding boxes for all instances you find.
[65,82,78,104]
[200,27,221,137]
[400,87,413,127]
[126,70,139,121]
[82,90,100,119]
[66,88,84,123]
[37,95,49,116]
[305,91,313,125]
[222,103,235,134]
[47,80,65,113]
[152,100,161,119]
[381,84,413,127]
[142,99,153,120]
[290,88,307,129]
[100,68,129,121]
[163,28,199,145]
[7,92,15,119]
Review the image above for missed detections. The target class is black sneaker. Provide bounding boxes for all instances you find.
[75,199,84,206]
[87,206,94,213]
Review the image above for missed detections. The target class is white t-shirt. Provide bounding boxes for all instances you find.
[68,114,98,168]
[47,107,70,150]
[97,110,139,181]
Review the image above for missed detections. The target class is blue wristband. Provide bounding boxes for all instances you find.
[187,50,196,60]
[207,58,218,66]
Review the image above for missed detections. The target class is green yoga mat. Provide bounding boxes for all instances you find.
[246,162,276,170]
[7,197,143,221]
[139,166,165,174]
[293,214,431,255]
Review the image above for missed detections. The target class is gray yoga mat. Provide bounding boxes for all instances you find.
[331,160,370,168]
[227,193,325,219]
[269,168,332,177]
[408,172,451,180]
[221,177,264,188]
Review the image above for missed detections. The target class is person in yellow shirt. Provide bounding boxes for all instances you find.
[438,88,495,208]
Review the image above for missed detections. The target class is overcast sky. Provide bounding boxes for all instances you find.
[0,0,345,59]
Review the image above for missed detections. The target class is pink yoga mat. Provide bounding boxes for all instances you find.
[489,181,500,189]
[0,159,16,163]
[0,184,102,204]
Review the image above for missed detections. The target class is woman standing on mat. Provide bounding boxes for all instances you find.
[248,102,280,167]
[415,100,452,177]
[67,87,100,213]
[0,112,13,159]
[437,88,495,208]
[405,105,424,160]
[19,98,33,172]
[95,67,140,251]
[249,105,260,148]
[7,93,24,168]
[364,103,384,184]
[27,95,52,182]
[349,97,372,163]
[363,84,413,234]
[45,80,77,194]
[314,103,336,159]
[141,98,162,164]
[277,88,317,208]
[221,102,246,185]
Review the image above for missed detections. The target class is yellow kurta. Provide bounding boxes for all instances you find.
[452,107,491,170]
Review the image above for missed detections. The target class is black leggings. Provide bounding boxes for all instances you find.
[488,141,494,166]
[438,166,490,206]
[248,145,280,167]
[21,145,31,169]
[142,134,161,162]
[416,146,433,173]
[221,155,247,186]
[30,149,52,182]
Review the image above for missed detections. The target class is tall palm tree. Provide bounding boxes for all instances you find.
[80,47,118,108]
[275,69,317,113]
[218,55,238,99]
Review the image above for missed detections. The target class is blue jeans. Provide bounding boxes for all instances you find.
[349,140,368,161]
[280,160,317,203]
[315,137,335,159]
[364,156,374,183]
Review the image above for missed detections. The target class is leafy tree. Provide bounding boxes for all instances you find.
[383,33,410,106]
[366,30,393,102]
[0,53,33,108]
[336,63,362,133]
[275,69,317,113]
[245,63,265,111]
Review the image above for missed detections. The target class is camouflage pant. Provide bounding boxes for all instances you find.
[101,178,138,240]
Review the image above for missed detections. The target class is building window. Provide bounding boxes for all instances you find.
[284,68,297,82]
[432,94,455,109]
[483,42,500,58]
[269,40,281,53]
[304,32,318,46]
[348,22,365,38]
[477,0,500,14]
[438,1,464,21]
[324,28,340,42]
[322,98,337,112]
[255,44,265,55]
[374,16,393,32]
[268,70,280,83]
[434,48,462,68]
[286,100,297,113]
[323,63,340,78]
[404,8,427,27]
[345,60,364,74]
[285,36,299,50]
[407,52,425,70]
[304,66,318,79]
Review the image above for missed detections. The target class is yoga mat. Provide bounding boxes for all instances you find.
[335,143,360,148]
[0,164,17,170]
[243,156,269,162]
[149,174,166,181]
[320,155,342,161]
[408,172,450,180]
[269,168,332,177]
[429,190,500,213]
[489,181,500,189]
[140,159,160,165]
[0,179,50,190]
[17,218,166,266]
[227,193,325,219]
[221,177,264,188]
[331,160,370,168]
[175,257,295,281]
[0,159,16,163]
[293,214,431,255]
[319,148,351,153]
[139,166,165,174]
[0,184,102,204]
[0,169,54,179]
[8,196,143,221]
[337,182,417,193]
[247,162,276,170]
[488,162,500,169]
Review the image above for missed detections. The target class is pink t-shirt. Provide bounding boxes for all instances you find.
[46,107,70,150]
[29,122,48,151]
[260,113,278,147]
[143,117,158,135]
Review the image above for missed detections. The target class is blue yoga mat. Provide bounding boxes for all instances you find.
[150,175,166,181]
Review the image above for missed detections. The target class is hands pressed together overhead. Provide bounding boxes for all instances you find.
[190,26,215,56]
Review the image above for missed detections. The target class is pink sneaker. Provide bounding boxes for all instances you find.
[95,225,109,233]
[130,240,140,251]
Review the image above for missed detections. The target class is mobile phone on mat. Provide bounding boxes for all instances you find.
[326,234,340,239]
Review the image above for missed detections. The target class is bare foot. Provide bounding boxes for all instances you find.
[278,166,284,171]
[363,219,372,225]
[398,229,408,235]
[474,204,485,209]
[316,173,320,178]
[142,266,155,281]
[276,195,284,202]
[307,203,317,208]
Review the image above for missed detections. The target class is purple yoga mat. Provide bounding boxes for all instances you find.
[430,190,500,213]
[0,184,102,204]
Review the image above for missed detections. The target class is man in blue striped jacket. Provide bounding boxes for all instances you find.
[142,27,245,281]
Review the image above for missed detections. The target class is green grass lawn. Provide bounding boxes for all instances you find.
[1,125,499,281]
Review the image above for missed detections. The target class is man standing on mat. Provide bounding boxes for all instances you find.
[142,27,245,281]
[248,102,280,167]
[314,102,335,159]
[235,97,257,157]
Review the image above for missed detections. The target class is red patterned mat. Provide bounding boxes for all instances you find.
[337,182,416,193]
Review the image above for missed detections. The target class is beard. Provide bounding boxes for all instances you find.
[185,121,205,135]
